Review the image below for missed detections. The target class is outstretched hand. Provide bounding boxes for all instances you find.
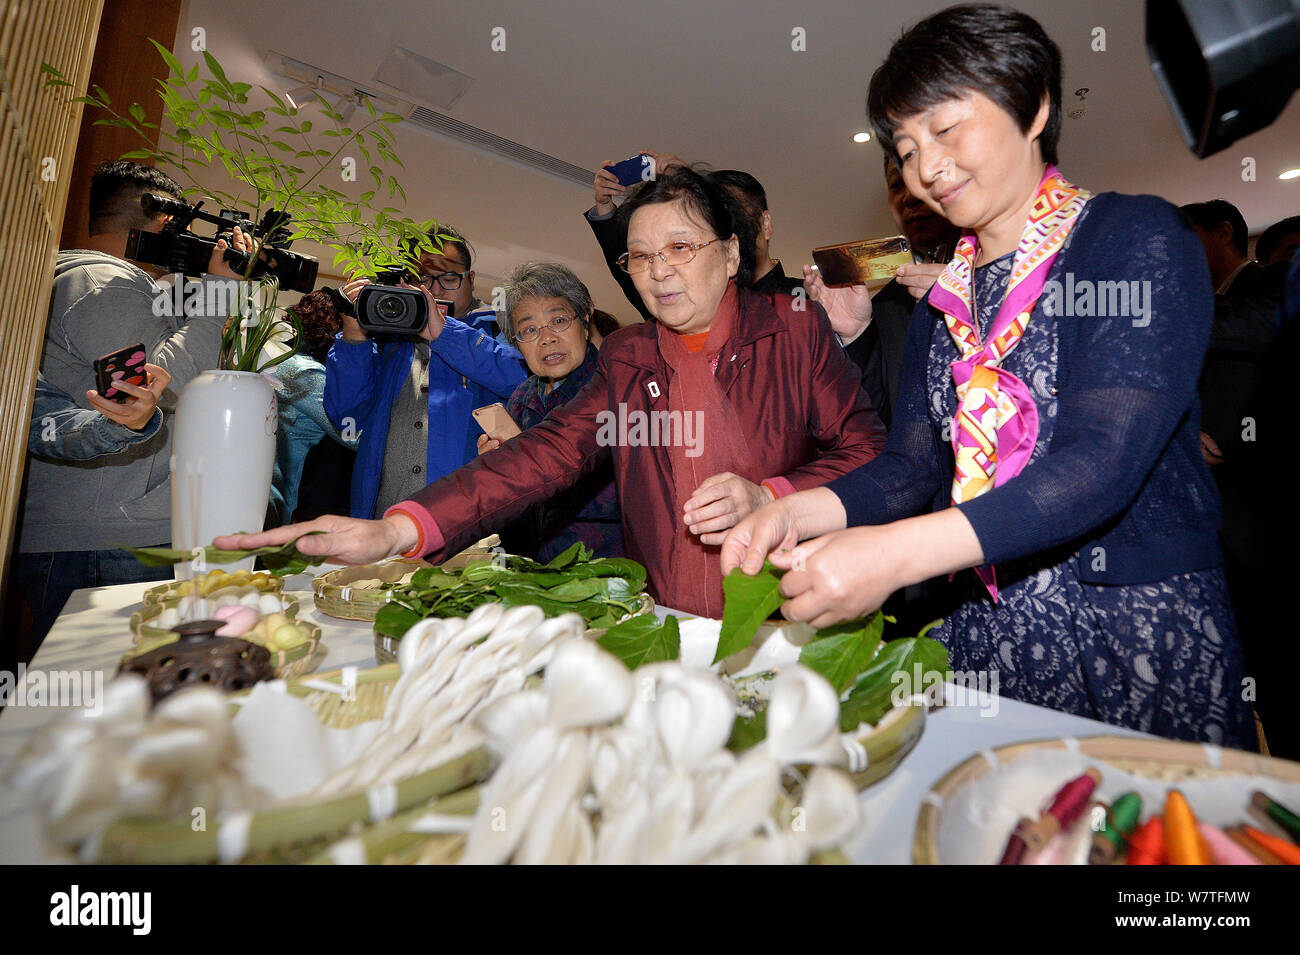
[214,513,419,565]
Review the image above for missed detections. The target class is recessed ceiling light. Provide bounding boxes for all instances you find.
[1280,168,1300,180]
[853,131,872,143]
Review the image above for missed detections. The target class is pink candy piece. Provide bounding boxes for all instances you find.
[212,604,257,637]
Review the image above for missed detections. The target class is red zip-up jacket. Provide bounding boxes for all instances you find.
[393,289,886,614]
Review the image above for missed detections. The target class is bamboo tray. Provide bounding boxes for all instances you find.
[93,665,488,864]
[122,609,324,680]
[131,593,302,642]
[695,618,927,792]
[312,558,431,620]
[845,700,925,791]
[143,571,285,608]
[913,735,1300,864]
[312,537,502,620]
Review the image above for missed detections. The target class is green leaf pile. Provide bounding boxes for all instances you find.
[837,630,949,731]
[373,543,649,640]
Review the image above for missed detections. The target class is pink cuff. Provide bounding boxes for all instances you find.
[384,501,445,558]
[761,476,797,500]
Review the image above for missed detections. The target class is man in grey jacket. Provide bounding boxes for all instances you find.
[15,161,247,650]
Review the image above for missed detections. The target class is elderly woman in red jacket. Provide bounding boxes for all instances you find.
[219,168,885,616]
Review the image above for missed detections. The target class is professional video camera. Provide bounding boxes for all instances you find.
[355,267,454,339]
[125,193,319,293]
[1147,0,1299,157]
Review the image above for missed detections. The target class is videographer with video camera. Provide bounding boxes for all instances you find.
[325,223,527,519]
[15,160,252,651]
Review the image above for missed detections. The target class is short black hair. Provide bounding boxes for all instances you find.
[88,161,184,234]
[867,3,1063,167]
[710,170,768,212]
[424,222,473,270]
[1256,215,1300,264]
[616,166,756,289]
[1180,200,1249,256]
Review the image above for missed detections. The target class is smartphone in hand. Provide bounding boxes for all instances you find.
[93,342,148,403]
[472,402,522,440]
[811,236,912,289]
[608,153,656,187]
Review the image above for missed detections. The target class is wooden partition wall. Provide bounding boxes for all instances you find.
[0,0,105,602]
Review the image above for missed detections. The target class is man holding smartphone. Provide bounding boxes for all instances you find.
[324,223,527,519]
[15,161,249,652]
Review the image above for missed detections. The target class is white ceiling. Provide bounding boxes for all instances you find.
[168,0,1300,322]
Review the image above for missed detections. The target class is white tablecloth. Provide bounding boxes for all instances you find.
[0,579,1149,864]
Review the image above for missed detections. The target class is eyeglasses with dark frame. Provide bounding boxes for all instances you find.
[414,270,469,291]
[616,238,722,275]
[513,313,581,344]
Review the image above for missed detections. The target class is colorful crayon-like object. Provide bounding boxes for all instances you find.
[1240,824,1300,865]
[1024,768,1103,850]
[1164,790,1209,865]
[1090,791,1142,865]
[1251,791,1300,844]
[999,817,1033,865]
[1024,804,1101,866]
[1025,833,1068,865]
[1226,826,1283,864]
[1127,816,1167,865]
[1199,822,1259,865]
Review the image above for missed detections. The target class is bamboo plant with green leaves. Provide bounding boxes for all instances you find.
[42,39,456,372]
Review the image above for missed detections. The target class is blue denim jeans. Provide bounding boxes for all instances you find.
[14,548,173,655]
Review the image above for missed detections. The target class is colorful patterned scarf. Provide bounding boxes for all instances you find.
[927,165,1091,601]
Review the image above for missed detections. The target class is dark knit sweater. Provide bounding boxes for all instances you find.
[828,192,1224,585]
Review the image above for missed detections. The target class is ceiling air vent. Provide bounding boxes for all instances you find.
[406,106,596,188]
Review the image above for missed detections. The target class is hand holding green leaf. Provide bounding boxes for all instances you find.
[123,532,330,576]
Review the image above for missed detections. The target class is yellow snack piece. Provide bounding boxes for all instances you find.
[272,624,309,650]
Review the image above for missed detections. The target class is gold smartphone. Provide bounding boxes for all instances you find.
[812,235,913,289]
[471,402,522,440]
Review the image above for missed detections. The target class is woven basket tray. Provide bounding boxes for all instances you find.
[91,664,488,864]
[265,662,401,728]
[312,558,431,620]
[312,538,502,620]
[913,735,1300,864]
[122,609,324,681]
[143,571,285,608]
[845,700,925,791]
[131,593,302,642]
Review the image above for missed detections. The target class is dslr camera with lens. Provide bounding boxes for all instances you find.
[356,268,454,339]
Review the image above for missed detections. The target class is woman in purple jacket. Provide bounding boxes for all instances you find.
[724,4,1254,749]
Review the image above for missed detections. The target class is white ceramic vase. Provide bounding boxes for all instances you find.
[170,370,278,579]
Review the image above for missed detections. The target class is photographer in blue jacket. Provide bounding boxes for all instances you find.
[325,224,527,518]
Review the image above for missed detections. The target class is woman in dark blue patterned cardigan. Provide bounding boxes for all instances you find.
[723,4,1255,748]
[477,263,625,563]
